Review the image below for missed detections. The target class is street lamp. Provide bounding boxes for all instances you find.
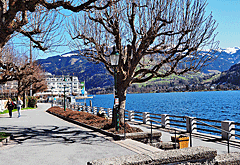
[110,46,120,131]
[51,87,54,107]
[63,77,66,111]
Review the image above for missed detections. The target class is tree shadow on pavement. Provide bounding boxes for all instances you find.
[0,125,107,146]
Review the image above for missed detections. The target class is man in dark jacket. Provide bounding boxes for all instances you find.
[5,98,14,118]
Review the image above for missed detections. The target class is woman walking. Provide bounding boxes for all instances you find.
[17,97,23,118]
[5,98,14,118]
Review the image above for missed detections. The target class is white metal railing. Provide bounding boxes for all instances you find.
[54,102,240,153]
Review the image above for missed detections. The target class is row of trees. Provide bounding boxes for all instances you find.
[0,0,219,124]
[0,0,114,105]
[0,44,47,106]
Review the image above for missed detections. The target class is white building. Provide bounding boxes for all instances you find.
[0,80,18,96]
[35,73,85,97]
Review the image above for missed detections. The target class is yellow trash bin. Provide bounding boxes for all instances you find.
[171,135,189,149]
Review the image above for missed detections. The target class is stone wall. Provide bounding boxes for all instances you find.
[87,146,240,165]
[87,146,217,165]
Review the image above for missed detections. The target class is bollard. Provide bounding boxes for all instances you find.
[186,116,197,133]
[128,111,134,121]
[161,114,170,128]
[221,121,235,140]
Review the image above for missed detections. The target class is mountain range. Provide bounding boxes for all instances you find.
[213,63,240,86]
[37,47,240,90]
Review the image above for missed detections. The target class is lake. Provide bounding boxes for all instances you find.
[79,90,240,123]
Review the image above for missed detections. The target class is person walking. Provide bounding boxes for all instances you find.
[5,98,14,118]
[17,96,23,118]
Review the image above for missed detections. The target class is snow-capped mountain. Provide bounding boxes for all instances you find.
[221,47,240,54]
[38,46,240,79]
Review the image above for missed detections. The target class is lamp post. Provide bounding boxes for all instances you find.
[51,87,54,107]
[63,77,66,111]
[110,46,120,131]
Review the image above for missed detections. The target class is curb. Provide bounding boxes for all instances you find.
[46,110,124,140]
[46,110,162,141]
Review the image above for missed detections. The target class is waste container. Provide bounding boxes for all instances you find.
[171,135,189,149]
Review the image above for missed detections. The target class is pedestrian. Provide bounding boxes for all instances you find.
[5,98,14,118]
[17,96,23,118]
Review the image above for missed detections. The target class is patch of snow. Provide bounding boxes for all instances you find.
[222,47,240,54]
[60,53,78,57]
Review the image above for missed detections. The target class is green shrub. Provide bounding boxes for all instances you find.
[28,96,37,108]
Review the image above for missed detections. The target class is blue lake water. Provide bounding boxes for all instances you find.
[80,91,240,123]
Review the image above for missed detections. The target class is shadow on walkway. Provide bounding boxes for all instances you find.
[0,125,107,146]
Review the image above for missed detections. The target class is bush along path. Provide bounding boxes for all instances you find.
[0,132,12,147]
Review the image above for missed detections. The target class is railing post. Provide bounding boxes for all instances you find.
[100,107,104,114]
[161,114,169,128]
[186,116,197,133]
[150,120,152,144]
[128,111,134,121]
[79,105,82,111]
[221,121,235,140]
[143,112,150,124]
[74,103,77,111]
[92,107,97,115]
[174,130,177,149]
[107,108,112,118]
[124,109,126,139]
[87,106,92,113]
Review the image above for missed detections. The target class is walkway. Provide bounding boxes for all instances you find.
[1,103,239,165]
[0,103,138,165]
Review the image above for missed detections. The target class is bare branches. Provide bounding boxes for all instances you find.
[69,0,219,92]
[0,45,46,96]
[0,0,115,51]
[40,0,114,11]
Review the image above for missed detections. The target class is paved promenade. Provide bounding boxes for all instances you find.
[0,103,136,165]
[0,103,240,165]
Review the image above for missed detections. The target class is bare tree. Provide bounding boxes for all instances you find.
[0,0,115,101]
[17,61,47,95]
[0,0,114,52]
[68,0,219,123]
[0,45,46,99]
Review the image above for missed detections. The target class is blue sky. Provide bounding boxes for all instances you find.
[207,0,240,48]
[20,0,240,59]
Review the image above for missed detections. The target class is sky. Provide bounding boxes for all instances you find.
[206,0,240,48]
[15,0,240,60]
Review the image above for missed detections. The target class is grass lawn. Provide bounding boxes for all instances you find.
[0,107,36,115]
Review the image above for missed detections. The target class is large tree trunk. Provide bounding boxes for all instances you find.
[23,91,27,108]
[118,86,127,124]
[112,78,128,128]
